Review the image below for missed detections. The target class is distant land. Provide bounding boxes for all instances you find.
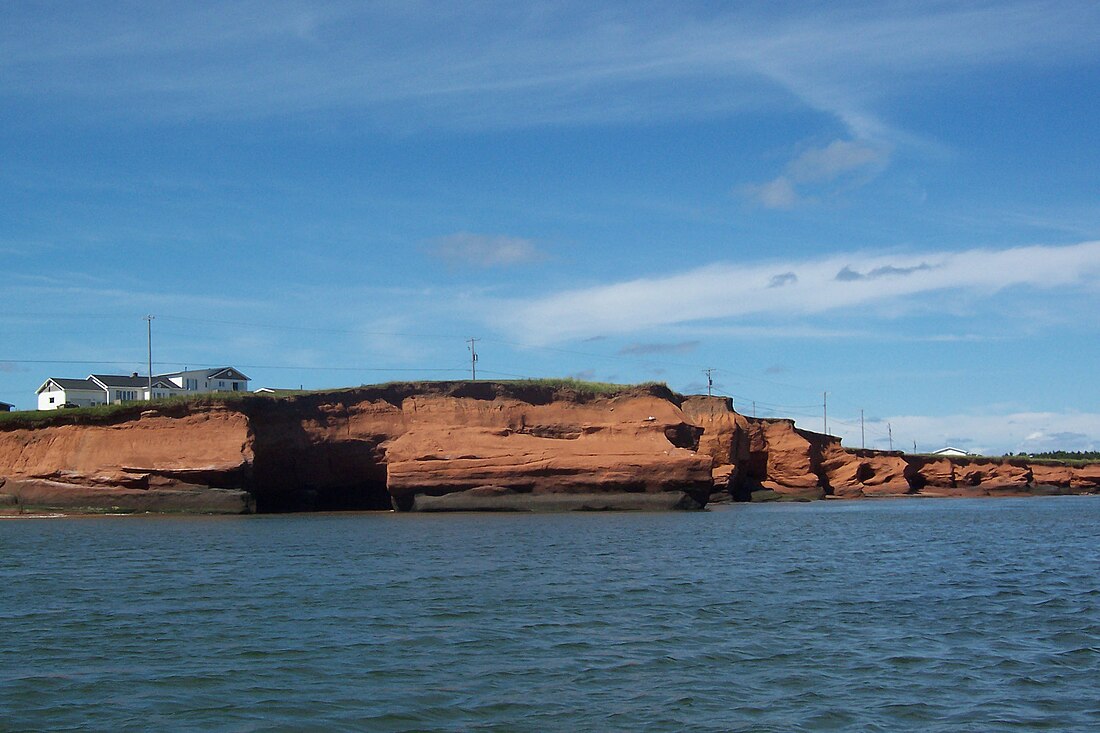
[1,380,1097,515]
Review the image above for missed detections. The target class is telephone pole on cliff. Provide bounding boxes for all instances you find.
[860,409,865,450]
[467,337,480,381]
[703,368,715,396]
[823,391,828,435]
[144,314,155,397]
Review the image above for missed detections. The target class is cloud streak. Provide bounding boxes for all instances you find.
[740,139,891,208]
[617,341,699,356]
[427,232,543,268]
[492,240,1100,343]
[3,2,1097,132]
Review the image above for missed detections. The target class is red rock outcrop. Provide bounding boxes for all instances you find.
[822,446,915,498]
[679,394,1099,501]
[384,392,710,509]
[745,419,827,499]
[0,383,1096,512]
[0,409,254,513]
[680,396,752,501]
[0,382,712,513]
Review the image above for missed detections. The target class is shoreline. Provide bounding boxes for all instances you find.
[2,489,1097,519]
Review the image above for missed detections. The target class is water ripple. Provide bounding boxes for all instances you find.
[1,498,1099,730]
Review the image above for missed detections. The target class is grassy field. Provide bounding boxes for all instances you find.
[485,378,665,395]
[0,389,297,430]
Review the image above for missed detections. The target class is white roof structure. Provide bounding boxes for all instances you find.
[931,446,972,457]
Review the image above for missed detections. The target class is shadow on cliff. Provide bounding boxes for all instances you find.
[243,396,392,512]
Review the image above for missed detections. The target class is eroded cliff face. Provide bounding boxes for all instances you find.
[384,392,710,510]
[1,386,1096,514]
[0,383,712,513]
[0,408,255,514]
[686,395,1100,501]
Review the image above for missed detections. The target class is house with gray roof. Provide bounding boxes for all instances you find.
[35,367,250,410]
[36,378,110,410]
[157,367,250,393]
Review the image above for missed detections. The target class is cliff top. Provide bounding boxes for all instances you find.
[0,378,677,431]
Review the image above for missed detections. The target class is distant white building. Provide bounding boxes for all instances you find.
[35,367,250,410]
[930,446,972,457]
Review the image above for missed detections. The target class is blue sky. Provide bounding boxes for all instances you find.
[3,1,1099,455]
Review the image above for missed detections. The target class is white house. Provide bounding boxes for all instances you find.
[35,367,250,410]
[931,446,973,457]
[37,378,111,410]
[93,373,186,404]
[36,373,183,410]
[158,367,250,394]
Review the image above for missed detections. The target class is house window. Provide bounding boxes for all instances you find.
[219,381,225,387]
[232,382,240,391]
[49,397,55,404]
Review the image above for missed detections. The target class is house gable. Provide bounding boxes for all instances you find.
[206,367,250,382]
[37,377,102,395]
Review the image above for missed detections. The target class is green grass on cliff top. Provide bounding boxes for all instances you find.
[0,379,665,430]
[467,378,663,394]
[0,392,255,430]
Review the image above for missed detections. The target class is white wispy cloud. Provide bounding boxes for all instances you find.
[7,282,266,313]
[617,340,699,356]
[492,240,1100,343]
[3,2,1096,131]
[427,232,543,268]
[786,140,888,183]
[740,139,891,208]
[740,177,799,210]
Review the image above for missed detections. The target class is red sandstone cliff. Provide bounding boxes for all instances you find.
[683,395,1100,501]
[0,385,1096,514]
[0,383,712,513]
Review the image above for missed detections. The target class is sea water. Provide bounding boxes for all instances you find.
[2,497,1099,732]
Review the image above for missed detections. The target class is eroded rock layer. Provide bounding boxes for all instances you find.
[684,395,1100,501]
[0,383,712,513]
[0,385,1096,513]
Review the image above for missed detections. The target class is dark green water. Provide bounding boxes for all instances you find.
[3,497,1099,732]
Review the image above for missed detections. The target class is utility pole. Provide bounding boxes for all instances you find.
[703,368,714,396]
[752,400,756,418]
[467,337,479,381]
[145,314,155,399]
[913,440,917,454]
[823,391,828,435]
[888,422,894,451]
[860,409,865,450]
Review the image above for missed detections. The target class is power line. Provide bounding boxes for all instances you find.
[5,313,910,431]
[7,311,840,397]
[0,359,465,373]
